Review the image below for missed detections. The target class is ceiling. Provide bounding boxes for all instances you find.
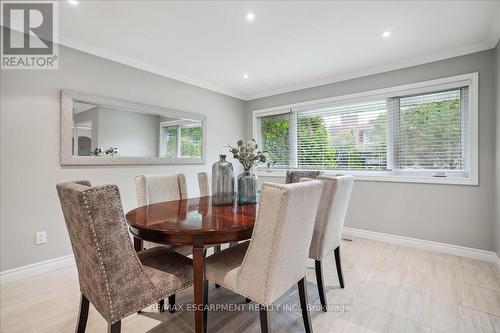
[59,1,500,100]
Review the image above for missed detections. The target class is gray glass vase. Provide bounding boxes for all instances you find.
[237,168,258,205]
[211,155,235,205]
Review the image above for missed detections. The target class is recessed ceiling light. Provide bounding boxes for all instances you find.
[67,0,78,5]
[381,31,391,38]
[246,12,255,21]
[243,73,249,79]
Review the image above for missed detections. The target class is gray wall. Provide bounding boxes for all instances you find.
[495,42,500,257]
[247,50,496,251]
[96,107,160,157]
[0,45,246,271]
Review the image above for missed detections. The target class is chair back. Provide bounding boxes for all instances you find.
[56,181,155,323]
[135,173,188,206]
[197,172,210,196]
[308,175,354,260]
[285,170,323,184]
[237,181,323,305]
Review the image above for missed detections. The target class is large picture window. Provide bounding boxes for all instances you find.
[253,73,478,185]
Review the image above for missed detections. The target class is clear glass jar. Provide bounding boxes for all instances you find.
[211,155,234,205]
[237,169,258,205]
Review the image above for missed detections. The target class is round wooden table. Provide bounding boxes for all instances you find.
[125,195,257,333]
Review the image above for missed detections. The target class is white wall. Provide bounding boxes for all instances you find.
[247,50,497,252]
[0,45,246,271]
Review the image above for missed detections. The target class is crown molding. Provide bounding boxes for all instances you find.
[4,22,498,102]
[485,6,500,49]
[58,35,247,100]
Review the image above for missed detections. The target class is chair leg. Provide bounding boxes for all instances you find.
[107,321,121,333]
[334,246,344,289]
[314,260,327,312]
[158,299,165,312]
[168,294,176,313]
[203,280,209,333]
[75,293,89,333]
[298,277,313,333]
[259,305,271,333]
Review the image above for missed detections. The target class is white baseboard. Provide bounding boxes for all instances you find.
[1,228,499,285]
[343,227,500,265]
[0,255,75,286]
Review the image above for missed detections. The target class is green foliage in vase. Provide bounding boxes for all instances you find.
[227,139,268,171]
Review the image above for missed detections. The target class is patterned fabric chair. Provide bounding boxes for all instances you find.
[56,181,193,333]
[285,170,323,184]
[204,180,324,333]
[302,175,354,312]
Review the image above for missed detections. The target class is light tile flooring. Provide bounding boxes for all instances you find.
[1,237,500,332]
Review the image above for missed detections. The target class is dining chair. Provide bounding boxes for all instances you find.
[285,170,323,184]
[302,175,354,312]
[56,181,193,333]
[197,172,210,197]
[203,180,324,333]
[135,173,192,256]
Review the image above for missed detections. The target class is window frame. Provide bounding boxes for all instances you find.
[252,73,479,185]
[159,120,203,159]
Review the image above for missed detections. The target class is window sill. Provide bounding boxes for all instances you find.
[256,169,478,186]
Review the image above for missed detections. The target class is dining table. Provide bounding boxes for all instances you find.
[125,195,257,333]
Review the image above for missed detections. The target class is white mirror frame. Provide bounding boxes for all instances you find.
[60,89,207,165]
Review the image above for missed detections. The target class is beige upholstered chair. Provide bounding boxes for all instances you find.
[197,172,210,197]
[204,181,324,333]
[56,181,193,333]
[302,175,354,312]
[135,173,192,254]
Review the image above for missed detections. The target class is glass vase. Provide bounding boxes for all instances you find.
[237,169,258,205]
[211,155,235,205]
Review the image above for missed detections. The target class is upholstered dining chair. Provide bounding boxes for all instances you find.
[135,173,192,255]
[302,175,354,312]
[56,181,193,333]
[197,172,210,197]
[203,180,324,333]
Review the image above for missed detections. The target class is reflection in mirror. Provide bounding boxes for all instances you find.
[72,102,203,158]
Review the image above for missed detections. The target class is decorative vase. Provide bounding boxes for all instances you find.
[211,155,235,205]
[237,169,258,205]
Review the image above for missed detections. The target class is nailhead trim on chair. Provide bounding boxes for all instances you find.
[82,185,185,324]
[82,185,116,321]
[235,183,288,306]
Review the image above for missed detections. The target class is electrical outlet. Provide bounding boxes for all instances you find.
[35,231,47,245]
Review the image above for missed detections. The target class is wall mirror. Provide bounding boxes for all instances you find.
[61,90,206,165]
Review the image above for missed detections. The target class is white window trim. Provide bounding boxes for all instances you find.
[252,73,479,186]
[159,119,201,158]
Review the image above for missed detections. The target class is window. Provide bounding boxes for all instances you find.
[253,73,478,185]
[296,100,387,170]
[160,120,203,158]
